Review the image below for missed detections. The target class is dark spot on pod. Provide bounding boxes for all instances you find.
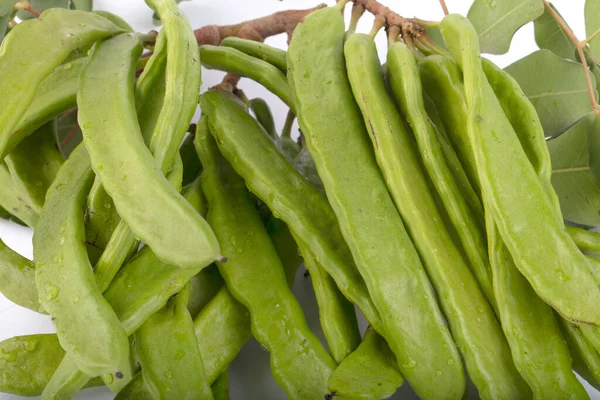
[115,371,124,379]
[325,392,337,400]
[303,269,310,277]
[218,256,228,263]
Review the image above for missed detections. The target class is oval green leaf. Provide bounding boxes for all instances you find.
[534,2,576,60]
[467,0,544,54]
[505,49,596,138]
[585,0,600,64]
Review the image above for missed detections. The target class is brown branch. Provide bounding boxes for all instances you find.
[439,0,449,16]
[194,4,326,45]
[14,1,40,17]
[542,0,600,117]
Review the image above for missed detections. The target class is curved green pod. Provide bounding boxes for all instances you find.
[327,327,404,400]
[199,45,295,113]
[441,13,600,327]
[220,37,287,72]
[199,90,381,336]
[288,6,461,399]
[249,97,277,138]
[0,162,39,228]
[198,124,335,398]
[78,33,220,271]
[33,145,130,379]
[0,238,41,313]
[0,8,123,161]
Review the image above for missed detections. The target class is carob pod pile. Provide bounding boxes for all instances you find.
[0,0,599,399]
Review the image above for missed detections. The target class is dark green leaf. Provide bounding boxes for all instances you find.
[16,0,69,19]
[54,108,81,158]
[534,2,576,60]
[585,0,600,64]
[70,0,92,11]
[505,49,596,137]
[0,0,15,44]
[548,113,600,226]
[467,0,544,54]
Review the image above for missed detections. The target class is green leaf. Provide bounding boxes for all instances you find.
[534,2,576,60]
[548,113,600,226]
[0,0,15,44]
[585,0,600,64]
[70,0,92,11]
[467,0,544,54]
[16,0,70,19]
[54,108,82,158]
[505,49,596,138]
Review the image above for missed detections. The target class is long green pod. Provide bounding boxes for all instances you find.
[0,162,39,227]
[5,122,64,212]
[0,8,123,161]
[387,40,496,312]
[0,335,102,397]
[441,13,600,326]
[212,370,230,400]
[567,226,600,253]
[559,318,600,389]
[288,7,461,399]
[327,327,404,400]
[249,97,277,138]
[199,45,295,113]
[486,209,586,399]
[421,51,593,398]
[199,90,381,334]
[33,145,130,380]
[220,37,287,72]
[78,33,220,270]
[198,126,335,398]
[42,171,211,397]
[348,32,528,398]
[295,235,360,364]
[135,285,214,399]
[144,0,201,174]
[0,238,42,312]
[7,57,87,159]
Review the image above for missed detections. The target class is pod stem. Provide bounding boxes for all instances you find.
[14,0,40,17]
[414,34,451,58]
[387,25,401,48]
[281,109,296,138]
[439,0,449,16]
[369,14,386,38]
[348,3,366,34]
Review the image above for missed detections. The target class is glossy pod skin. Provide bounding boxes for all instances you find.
[6,122,64,213]
[6,57,87,159]
[349,33,530,399]
[33,144,130,380]
[198,126,336,398]
[0,238,42,313]
[134,285,214,399]
[220,36,287,73]
[294,235,361,364]
[327,327,404,400]
[288,6,461,399]
[387,40,496,313]
[440,13,600,327]
[199,45,296,113]
[199,90,381,334]
[0,162,39,228]
[249,97,277,138]
[78,33,220,271]
[0,8,124,161]
[0,335,102,397]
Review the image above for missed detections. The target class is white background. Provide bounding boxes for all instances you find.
[1,0,597,399]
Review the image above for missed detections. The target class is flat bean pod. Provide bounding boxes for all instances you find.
[0,238,41,312]
[0,335,101,397]
[114,373,150,400]
[199,45,295,113]
[5,122,64,213]
[198,126,335,398]
[288,7,460,399]
[34,144,130,380]
[135,285,214,399]
[0,163,39,227]
[249,97,277,138]
[220,37,287,72]
[199,90,381,334]
[294,235,361,364]
[349,32,529,399]
[78,33,220,270]
[387,40,496,312]
[441,13,600,326]
[211,370,230,400]
[327,327,404,400]
[0,8,123,161]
